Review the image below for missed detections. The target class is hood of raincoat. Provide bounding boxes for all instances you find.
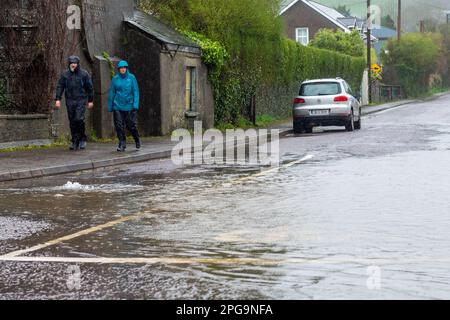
[68,55,81,73]
[117,60,129,78]
[117,60,129,69]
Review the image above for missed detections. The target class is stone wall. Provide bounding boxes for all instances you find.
[0,114,50,143]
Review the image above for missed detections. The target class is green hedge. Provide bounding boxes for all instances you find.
[381,33,443,97]
[209,38,366,123]
[278,39,366,88]
[251,39,366,119]
[140,0,366,124]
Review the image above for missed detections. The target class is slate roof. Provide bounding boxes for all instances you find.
[337,17,358,29]
[371,25,397,39]
[124,10,201,54]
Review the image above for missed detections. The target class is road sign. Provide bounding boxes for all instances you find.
[371,63,382,74]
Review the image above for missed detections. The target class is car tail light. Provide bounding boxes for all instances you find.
[334,95,349,102]
[294,98,305,104]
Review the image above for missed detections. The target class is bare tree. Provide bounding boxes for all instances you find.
[0,0,81,114]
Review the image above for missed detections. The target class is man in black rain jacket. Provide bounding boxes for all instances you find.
[55,56,94,150]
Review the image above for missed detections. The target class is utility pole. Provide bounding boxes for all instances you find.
[397,0,402,42]
[367,0,372,104]
[420,20,425,33]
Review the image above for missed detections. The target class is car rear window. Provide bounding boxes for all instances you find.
[300,82,342,96]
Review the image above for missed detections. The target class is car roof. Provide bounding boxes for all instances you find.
[302,78,345,84]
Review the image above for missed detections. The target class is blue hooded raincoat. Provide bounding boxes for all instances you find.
[108,61,140,112]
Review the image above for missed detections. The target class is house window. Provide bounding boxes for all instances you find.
[296,27,309,45]
[185,66,197,112]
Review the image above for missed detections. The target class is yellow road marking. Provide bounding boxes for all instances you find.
[231,155,314,183]
[0,155,314,261]
[0,256,446,266]
[0,209,159,259]
[0,256,281,265]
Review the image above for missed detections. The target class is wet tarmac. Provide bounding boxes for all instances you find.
[1,95,450,299]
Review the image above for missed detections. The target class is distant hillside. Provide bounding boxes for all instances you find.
[314,0,397,18]
[314,0,449,31]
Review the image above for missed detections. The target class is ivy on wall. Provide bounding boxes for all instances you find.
[187,33,366,122]
[102,51,116,79]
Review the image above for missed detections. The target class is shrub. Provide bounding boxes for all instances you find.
[381,33,441,97]
[309,29,365,57]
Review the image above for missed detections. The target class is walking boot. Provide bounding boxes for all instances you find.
[135,138,141,150]
[69,140,79,151]
[117,141,126,152]
[79,140,87,150]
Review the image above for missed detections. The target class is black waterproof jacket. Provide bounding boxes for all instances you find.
[55,56,94,105]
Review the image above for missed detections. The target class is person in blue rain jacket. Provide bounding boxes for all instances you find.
[108,60,141,152]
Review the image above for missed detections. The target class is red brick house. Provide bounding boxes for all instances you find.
[280,0,376,45]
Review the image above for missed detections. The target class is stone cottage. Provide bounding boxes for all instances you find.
[1,0,214,144]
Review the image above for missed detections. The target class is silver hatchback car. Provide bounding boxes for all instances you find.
[293,78,362,134]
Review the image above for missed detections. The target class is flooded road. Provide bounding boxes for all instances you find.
[1,95,450,299]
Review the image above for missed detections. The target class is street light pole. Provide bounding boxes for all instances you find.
[367,0,372,104]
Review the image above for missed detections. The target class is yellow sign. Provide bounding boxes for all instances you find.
[371,63,382,74]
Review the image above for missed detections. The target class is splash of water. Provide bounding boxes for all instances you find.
[60,181,94,191]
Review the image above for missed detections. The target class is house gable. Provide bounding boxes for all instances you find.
[281,0,349,43]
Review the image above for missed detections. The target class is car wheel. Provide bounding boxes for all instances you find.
[354,116,361,130]
[305,127,313,134]
[354,109,362,130]
[293,122,303,134]
[345,113,355,132]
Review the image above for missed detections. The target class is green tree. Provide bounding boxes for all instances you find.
[438,24,450,86]
[381,33,441,96]
[439,24,450,56]
[334,5,351,17]
[381,15,396,30]
[309,29,365,57]
[140,0,284,123]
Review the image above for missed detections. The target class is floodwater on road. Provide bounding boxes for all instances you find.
[1,96,450,299]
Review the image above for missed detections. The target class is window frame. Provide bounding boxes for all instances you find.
[185,66,197,112]
[343,81,354,96]
[299,82,342,96]
[295,27,309,46]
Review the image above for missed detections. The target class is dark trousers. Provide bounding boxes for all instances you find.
[113,110,140,144]
[67,103,87,144]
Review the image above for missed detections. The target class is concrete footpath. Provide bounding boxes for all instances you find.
[361,91,450,116]
[1,93,447,183]
[0,124,292,182]
[361,99,416,115]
